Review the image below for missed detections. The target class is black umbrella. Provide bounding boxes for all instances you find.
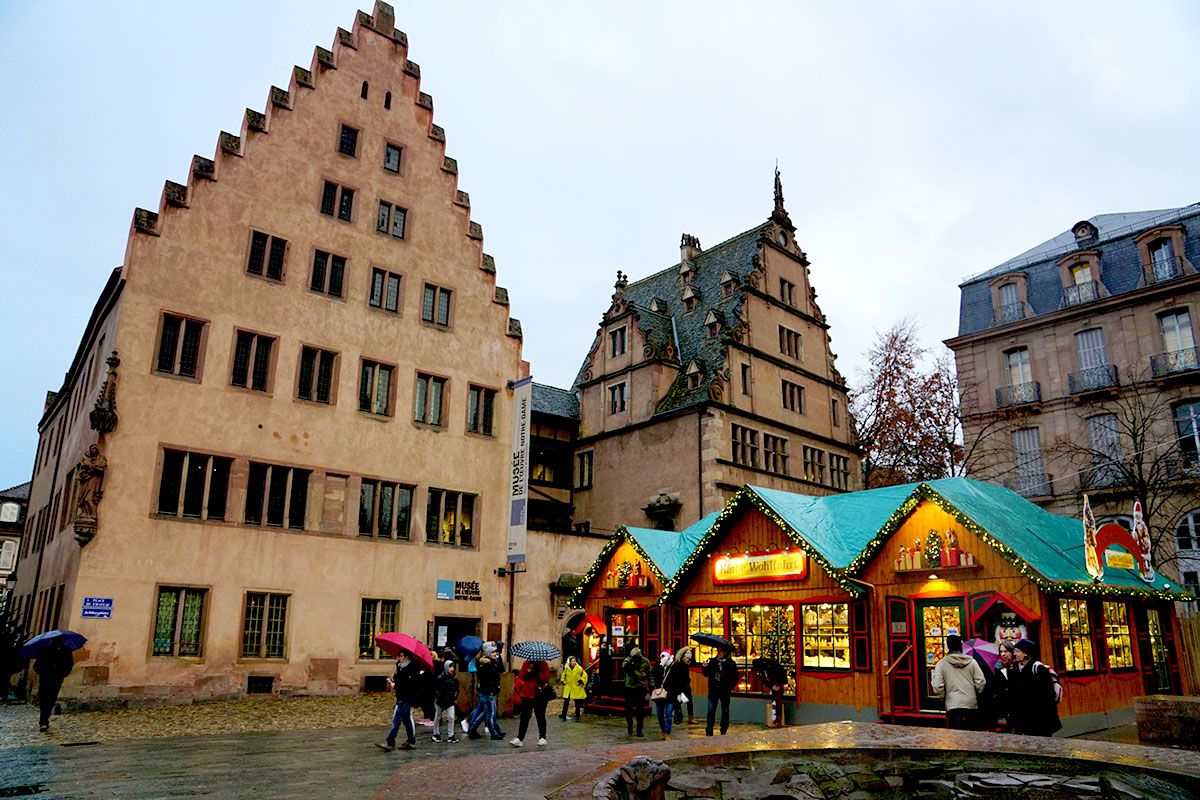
[690,632,734,651]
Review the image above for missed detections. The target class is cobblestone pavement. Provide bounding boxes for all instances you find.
[0,698,748,798]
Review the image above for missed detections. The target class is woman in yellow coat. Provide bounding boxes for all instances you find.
[558,655,588,721]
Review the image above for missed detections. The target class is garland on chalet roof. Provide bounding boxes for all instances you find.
[567,527,669,607]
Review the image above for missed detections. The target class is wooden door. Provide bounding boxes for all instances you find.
[886,597,916,713]
[914,598,966,711]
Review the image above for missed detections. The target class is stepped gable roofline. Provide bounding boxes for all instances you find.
[660,477,1193,603]
[0,482,30,501]
[531,382,579,421]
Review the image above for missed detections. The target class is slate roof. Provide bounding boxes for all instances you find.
[956,203,1200,336]
[531,382,579,420]
[574,224,769,413]
[0,482,30,501]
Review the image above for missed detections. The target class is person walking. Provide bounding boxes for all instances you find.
[930,634,987,730]
[510,658,551,747]
[431,659,461,743]
[674,647,695,725]
[1006,639,1062,737]
[33,640,74,733]
[559,655,587,721]
[703,646,738,736]
[651,650,689,740]
[376,652,420,751]
[621,646,651,737]
[463,642,504,740]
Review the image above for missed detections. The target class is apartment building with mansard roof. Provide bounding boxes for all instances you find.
[7,2,586,703]
[569,173,861,536]
[947,203,1200,600]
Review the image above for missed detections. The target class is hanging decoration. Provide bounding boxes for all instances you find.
[1133,501,1155,584]
[1082,494,1103,582]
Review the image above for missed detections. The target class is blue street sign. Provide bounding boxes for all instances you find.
[81,597,113,619]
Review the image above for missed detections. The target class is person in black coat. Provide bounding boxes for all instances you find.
[33,641,74,732]
[753,658,789,727]
[702,647,739,736]
[376,653,421,750]
[650,651,690,739]
[1006,639,1061,737]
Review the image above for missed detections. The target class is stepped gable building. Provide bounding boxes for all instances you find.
[571,173,861,536]
[947,203,1200,599]
[8,2,572,704]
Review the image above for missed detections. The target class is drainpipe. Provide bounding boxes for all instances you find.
[696,411,704,519]
[844,576,884,722]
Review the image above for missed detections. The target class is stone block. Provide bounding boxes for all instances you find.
[81,666,109,686]
[310,658,339,681]
[1134,695,1200,747]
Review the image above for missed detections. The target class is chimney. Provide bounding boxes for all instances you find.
[680,233,702,263]
[1072,220,1098,244]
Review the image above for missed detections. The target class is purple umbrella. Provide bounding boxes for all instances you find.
[962,638,1001,670]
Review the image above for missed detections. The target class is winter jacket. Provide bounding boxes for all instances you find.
[755,661,788,689]
[653,661,691,699]
[1006,660,1062,736]
[391,659,421,703]
[33,646,74,686]
[514,660,551,701]
[622,653,652,690]
[474,654,501,695]
[560,663,588,700]
[434,670,460,708]
[703,655,739,696]
[930,652,987,711]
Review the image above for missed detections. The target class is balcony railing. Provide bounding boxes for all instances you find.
[1068,364,1119,394]
[1061,281,1100,308]
[996,381,1041,408]
[994,302,1026,326]
[1147,254,1186,284]
[1150,346,1200,378]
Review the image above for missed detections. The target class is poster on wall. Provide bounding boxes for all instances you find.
[507,376,532,564]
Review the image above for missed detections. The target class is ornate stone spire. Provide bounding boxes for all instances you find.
[771,164,795,232]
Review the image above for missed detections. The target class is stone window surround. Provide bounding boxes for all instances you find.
[358,357,398,418]
[152,310,210,383]
[987,271,1029,321]
[1134,225,1192,284]
[294,343,340,407]
[148,583,211,662]
[228,326,279,396]
[1056,250,1104,293]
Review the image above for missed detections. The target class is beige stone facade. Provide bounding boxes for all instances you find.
[947,206,1200,600]
[8,2,591,704]
[571,179,860,536]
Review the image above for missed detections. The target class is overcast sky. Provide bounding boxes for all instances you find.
[2,1,1199,486]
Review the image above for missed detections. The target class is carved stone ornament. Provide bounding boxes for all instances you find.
[89,351,121,434]
[74,443,107,546]
[593,757,671,800]
[642,491,682,530]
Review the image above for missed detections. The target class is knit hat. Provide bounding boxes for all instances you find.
[482,641,497,656]
[1014,639,1038,659]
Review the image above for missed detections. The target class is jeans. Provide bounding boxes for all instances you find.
[467,693,499,736]
[706,692,731,735]
[517,697,548,741]
[655,699,674,734]
[433,703,457,739]
[624,686,646,734]
[386,700,415,746]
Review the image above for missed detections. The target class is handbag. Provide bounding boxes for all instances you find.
[649,687,668,701]
[537,682,557,702]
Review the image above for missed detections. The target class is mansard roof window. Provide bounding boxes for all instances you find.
[685,361,703,390]
[682,286,699,313]
[720,271,736,297]
[704,310,721,339]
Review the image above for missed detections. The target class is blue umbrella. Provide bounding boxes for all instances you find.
[20,630,87,659]
[690,632,734,651]
[456,635,484,659]
[510,641,561,661]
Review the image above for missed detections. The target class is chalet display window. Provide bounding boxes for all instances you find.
[369,268,402,313]
[244,462,310,530]
[231,331,275,392]
[152,587,206,657]
[415,373,447,426]
[800,602,850,671]
[1102,601,1134,669]
[297,346,337,404]
[779,278,796,306]
[729,604,796,692]
[358,480,413,541]
[467,385,496,435]
[247,230,287,280]
[320,181,355,221]
[359,360,394,416]
[338,124,359,157]
[731,424,759,468]
[421,284,452,327]
[359,599,400,658]
[157,449,232,521]
[383,143,402,173]
[309,251,346,298]
[778,326,802,360]
[686,607,724,662]
[425,489,476,547]
[241,592,289,659]
[608,383,627,415]
[376,201,407,239]
[156,314,205,378]
[802,445,825,484]
[763,434,789,476]
[782,380,804,413]
[1058,597,1094,672]
[609,327,627,357]
[575,451,593,489]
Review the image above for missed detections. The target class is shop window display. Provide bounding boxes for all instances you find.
[1059,598,1095,672]
[729,604,796,692]
[686,606,724,662]
[801,602,851,670]
[1102,601,1134,669]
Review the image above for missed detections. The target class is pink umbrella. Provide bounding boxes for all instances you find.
[374,633,434,671]
[962,638,1001,670]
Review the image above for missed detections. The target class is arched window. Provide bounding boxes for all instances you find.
[384,91,392,110]
[1176,509,1200,551]
[360,81,369,100]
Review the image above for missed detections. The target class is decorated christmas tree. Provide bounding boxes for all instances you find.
[924,530,942,568]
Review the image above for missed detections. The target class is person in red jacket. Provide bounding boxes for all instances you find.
[511,659,551,748]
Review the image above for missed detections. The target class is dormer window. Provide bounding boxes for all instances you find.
[1071,264,1092,285]
[685,362,702,390]
[682,287,698,313]
[1135,225,1189,285]
[1150,238,1179,281]
[704,310,721,339]
[649,298,665,313]
[720,271,736,298]
[680,263,695,287]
